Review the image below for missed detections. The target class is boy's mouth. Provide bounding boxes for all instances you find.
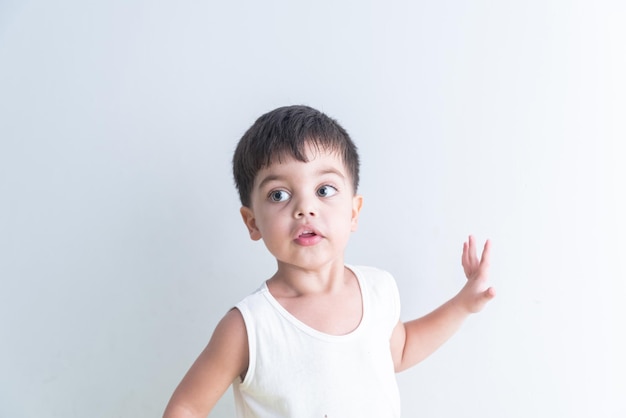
[294,227,323,246]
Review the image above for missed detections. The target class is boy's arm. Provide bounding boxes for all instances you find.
[163,308,249,418]
[390,236,495,372]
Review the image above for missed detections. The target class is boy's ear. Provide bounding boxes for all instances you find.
[351,195,364,232]
[240,206,262,241]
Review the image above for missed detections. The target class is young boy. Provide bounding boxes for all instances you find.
[163,105,495,417]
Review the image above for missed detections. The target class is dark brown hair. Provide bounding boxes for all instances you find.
[233,105,360,207]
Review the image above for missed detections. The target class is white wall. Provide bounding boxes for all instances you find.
[1,1,624,417]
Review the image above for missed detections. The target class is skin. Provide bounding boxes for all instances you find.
[163,146,494,417]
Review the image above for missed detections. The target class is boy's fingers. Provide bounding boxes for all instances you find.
[469,235,480,266]
[462,241,469,267]
[479,239,491,268]
[463,236,492,279]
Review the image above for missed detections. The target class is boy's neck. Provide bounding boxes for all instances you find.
[268,259,350,297]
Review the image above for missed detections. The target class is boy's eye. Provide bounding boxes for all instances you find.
[269,190,291,202]
[317,185,338,198]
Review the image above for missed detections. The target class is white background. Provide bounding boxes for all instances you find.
[1,1,625,417]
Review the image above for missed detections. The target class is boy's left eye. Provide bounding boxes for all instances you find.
[316,185,338,198]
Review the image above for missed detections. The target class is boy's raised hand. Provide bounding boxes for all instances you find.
[390,235,496,371]
[457,235,495,313]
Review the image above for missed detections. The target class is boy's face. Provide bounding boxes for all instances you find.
[240,145,363,273]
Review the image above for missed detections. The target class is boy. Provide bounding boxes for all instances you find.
[163,105,495,417]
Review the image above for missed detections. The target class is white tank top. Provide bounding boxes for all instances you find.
[233,265,401,418]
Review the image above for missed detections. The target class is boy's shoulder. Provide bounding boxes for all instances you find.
[347,264,391,275]
[347,264,397,285]
[348,264,400,305]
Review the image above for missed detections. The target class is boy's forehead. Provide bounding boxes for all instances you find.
[254,148,349,186]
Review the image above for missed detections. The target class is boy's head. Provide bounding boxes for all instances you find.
[233,105,360,208]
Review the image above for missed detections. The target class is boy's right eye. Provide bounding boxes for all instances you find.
[268,190,291,202]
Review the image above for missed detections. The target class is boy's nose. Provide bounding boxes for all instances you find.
[293,197,318,218]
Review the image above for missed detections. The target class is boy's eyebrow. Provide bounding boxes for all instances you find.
[257,168,346,190]
[316,168,346,180]
[257,174,284,190]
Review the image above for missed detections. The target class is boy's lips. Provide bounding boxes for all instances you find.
[293,226,323,246]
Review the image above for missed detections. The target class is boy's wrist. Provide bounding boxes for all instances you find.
[448,293,472,317]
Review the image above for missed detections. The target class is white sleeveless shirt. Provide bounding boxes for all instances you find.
[233,265,401,418]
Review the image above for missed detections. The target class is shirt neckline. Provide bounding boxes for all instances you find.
[260,264,369,341]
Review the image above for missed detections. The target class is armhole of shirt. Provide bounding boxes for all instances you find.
[376,268,401,336]
[388,271,401,331]
[349,265,401,337]
[234,301,256,388]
